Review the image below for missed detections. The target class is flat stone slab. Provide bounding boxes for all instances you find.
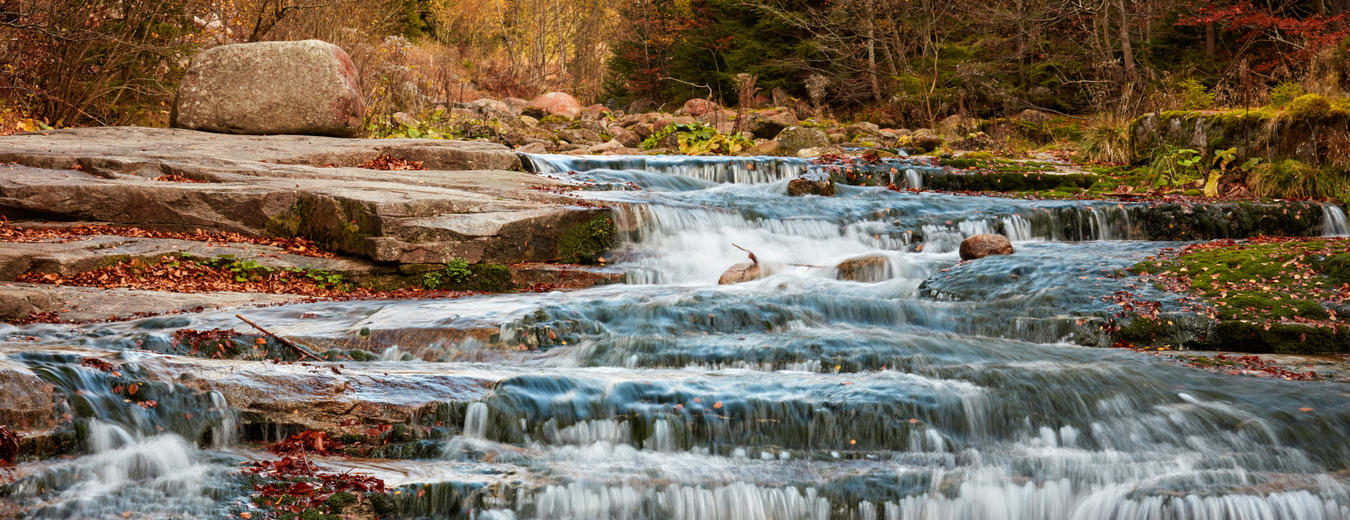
[0,126,520,174]
[0,233,378,281]
[0,282,305,322]
[0,127,612,266]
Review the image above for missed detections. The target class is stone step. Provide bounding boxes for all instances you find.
[0,128,616,267]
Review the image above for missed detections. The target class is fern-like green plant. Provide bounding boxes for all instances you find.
[1178,79,1215,110]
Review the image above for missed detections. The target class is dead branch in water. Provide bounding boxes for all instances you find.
[731,243,759,264]
[236,314,324,362]
[733,243,827,268]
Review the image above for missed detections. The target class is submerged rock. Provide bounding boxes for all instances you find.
[959,234,1014,260]
[834,254,890,282]
[787,175,835,197]
[172,40,365,137]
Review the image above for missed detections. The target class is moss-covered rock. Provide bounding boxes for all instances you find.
[1130,107,1350,166]
[556,214,614,264]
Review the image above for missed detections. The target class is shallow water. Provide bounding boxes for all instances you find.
[5,155,1350,519]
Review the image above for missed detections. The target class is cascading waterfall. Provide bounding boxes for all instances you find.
[5,354,239,518]
[1324,204,1349,236]
[523,154,811,184]
[7,153,1350,520]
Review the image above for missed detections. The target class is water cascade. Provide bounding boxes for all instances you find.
[5,154,1350,519]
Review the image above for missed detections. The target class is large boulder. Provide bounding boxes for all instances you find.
[743,109,796,139]
[959,234,1014,260]
[525,92,582,120]
[776,126,830,156]
[466,98,514,120]
[172,40,365,137]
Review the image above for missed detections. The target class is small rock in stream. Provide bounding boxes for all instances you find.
[834,254,891,282]
[718,262,762,285]
[959,234,1015,260]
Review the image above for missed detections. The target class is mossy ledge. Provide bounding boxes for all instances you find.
[556,213,616,264]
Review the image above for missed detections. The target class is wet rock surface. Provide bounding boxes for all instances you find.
[833,254,890,282]
[5,150,1350,519]
[959,234,1015,260]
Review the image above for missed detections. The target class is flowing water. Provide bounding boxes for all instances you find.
[4,155,1350,519]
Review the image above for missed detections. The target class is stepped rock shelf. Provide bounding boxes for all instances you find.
[0,127,619,319]
[0,127,608,266]
[5,132,1350,519]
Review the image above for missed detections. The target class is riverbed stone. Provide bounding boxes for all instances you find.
[787,176,835,196]
[718,261,761,285]
[834,254,890,282]
[172,40,365,137]
[679,98,721,117]
[959,234,1015,260]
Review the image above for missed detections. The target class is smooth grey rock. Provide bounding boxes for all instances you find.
[172,40,365,137]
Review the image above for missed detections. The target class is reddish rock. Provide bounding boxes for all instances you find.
[525,92,582,120]
[787,177,835,197]
[681,98,721,117]
[959,234,1014,260]
[834,254,890,282]
[718,261,761,285]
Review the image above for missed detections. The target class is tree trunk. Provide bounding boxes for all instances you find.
[1205,22,1215,57]
[1116,0,1136,80]
[866,0,881,102]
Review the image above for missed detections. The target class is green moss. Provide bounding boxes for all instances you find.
[323,491,357,512]
[1286,94,1333,121]
[266,201,307,238]
[347,349,381,362]
[1132,237,1344,323]
[1207,321,1349,354]
[421,258,515,292]
[367,493,398,516]
[556,214,614,264]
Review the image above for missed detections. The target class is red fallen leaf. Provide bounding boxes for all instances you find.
[127,383,138,395]
[269,430,344,456]
[352,155,425,171]
[0,217,332,258]
[81,357,117,372]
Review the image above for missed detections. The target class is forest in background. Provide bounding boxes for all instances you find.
[2,0,1350,129]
